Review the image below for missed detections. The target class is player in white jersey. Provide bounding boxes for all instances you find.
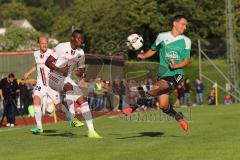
[24,36,61,133]
[45,30,101,138]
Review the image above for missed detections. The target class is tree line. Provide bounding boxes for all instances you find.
[0,0,239,59]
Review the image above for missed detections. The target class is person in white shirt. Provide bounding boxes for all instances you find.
[45,30,101,138]
[25,36,85,134]
[24,36,61,133]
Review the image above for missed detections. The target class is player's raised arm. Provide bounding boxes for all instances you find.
[137,32,163,59]
[137,49,157,59]
[45,55,68,76]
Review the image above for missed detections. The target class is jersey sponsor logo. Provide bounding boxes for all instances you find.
[165,50,180,60]
[49,74,59,83]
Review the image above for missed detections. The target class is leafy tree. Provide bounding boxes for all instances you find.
[0,25,40,51]
[27,7,54,33]
[0,0,29,26]
[0,0,239,60]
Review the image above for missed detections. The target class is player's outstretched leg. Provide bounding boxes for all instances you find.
[122,79,171,116]
[76,96,102,138]
[159,94,188,132]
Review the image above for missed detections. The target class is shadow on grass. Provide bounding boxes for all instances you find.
[43,130,58,133]
[116,132,164,139]
[43,131,78,138]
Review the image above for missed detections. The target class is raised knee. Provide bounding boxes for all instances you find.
[148,80,170,96]
[63,83,73,92]
[76,95,88,105]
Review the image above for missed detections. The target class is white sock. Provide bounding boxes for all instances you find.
[80,102,94,132]
[34,105,42,129]
[65,92,75,121]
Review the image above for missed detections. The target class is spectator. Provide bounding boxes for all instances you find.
[195,79,204,105]
[125,85,140,110]
[0,73,19,127]
[120,79,128,110]
[87,78,96,110]
[112,78,122,111]
[224,95,232,105]
[208,88,216,105]
[19,78,33,114]
[0,95,3,120]
[94,78,104,111]
[102,80,112,111]
[174,82,184,108]
[183,78,192,106]
[144,79,155,108]
[137,83,147,110]
[178,82,185,106]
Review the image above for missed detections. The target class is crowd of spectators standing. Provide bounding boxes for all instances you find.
[0,73,234,127]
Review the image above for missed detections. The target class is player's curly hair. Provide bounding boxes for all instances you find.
[72,30,84,37]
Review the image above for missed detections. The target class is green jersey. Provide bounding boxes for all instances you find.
[151,31,191,77]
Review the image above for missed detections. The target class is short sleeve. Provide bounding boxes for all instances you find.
[51,44,61,59]
[151,34,162,51]
[183,37,191,59]
[46,49,52,58]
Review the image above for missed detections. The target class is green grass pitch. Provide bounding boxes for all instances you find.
[1,105,240,160]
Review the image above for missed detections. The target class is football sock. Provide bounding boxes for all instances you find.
[34,105,42,128]
[80,102,94,132]
[162,105,183,121]
[65,91,75,120]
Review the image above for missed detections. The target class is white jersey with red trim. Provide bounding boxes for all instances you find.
[51,42,85,77]
[33,49,52,86]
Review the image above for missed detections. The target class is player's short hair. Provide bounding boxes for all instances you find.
[8,73,15,78]
[37,36,49,43]
[72,30,84,38]
[171,15,188,26]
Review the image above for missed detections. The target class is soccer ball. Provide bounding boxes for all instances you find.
[127,34,143,50]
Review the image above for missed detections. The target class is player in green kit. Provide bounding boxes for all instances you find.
[123,15,190,132]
